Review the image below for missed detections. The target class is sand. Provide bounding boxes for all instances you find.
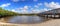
[0,19,60,26]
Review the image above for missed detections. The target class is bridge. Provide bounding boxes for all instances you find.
[37,8,60,19]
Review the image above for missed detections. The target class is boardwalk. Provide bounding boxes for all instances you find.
[38,8,60,19]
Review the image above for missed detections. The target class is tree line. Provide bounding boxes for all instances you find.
[0,7,18,17]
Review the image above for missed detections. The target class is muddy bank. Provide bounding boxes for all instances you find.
[0,19,60,26]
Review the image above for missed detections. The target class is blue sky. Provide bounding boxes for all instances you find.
[0,0,60,14]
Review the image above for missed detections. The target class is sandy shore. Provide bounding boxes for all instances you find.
[0,19,60,26]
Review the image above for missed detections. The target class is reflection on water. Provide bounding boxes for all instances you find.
[7,16,47,24]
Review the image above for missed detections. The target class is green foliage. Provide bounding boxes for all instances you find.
[0,7,38,17]
[0,7,18,17]
[18,14,38,16]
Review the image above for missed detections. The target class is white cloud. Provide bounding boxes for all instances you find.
[11,9,16,12]
[37,3,42,6]
[16,6,40,14]
[16,5,29,11]
[15,5,29,14]
[34,5,39,8]
[0,3,11,7]
[21,6,29,14]
[13,3,43,14]
[12,0,19,2]
[43,8,48,11]
[30,8,34,10]
[35,8,49,13]
[34,3,42,8]
[44,2,60,9]
[16,7,23,11]
[16,4,43,14]
[14,4,43,14]
[31,9,41,13]
[11,9,20,13]
[12,0,25,2]
[23,5,28,10]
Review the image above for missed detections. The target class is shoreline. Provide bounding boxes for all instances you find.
[0,16,60,26]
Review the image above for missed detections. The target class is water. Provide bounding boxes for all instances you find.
[6,16,47,24]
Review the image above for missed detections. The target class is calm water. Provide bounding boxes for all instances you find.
[7,16,47,24]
